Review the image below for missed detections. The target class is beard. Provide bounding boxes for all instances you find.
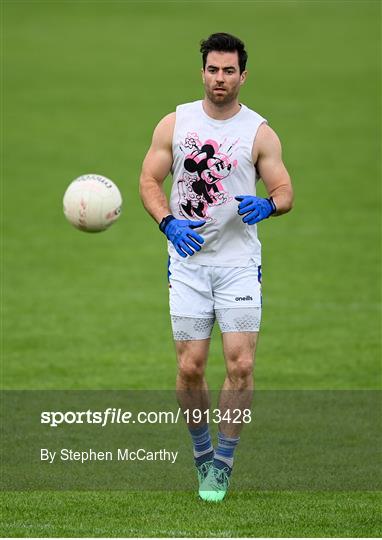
[205,85,239,106]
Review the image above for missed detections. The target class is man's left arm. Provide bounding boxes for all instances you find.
[254,123,293,216]
[236,124,293,224]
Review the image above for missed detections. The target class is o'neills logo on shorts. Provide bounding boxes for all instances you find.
[235,295,253,301]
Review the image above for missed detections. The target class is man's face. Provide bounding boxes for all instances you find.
[202,50,247,105]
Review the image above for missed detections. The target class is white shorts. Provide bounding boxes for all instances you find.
[168,258,262,340]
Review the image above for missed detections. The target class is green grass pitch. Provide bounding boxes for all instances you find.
[2,0,381,537]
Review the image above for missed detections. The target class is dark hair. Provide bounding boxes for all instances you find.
[200,33,248,74]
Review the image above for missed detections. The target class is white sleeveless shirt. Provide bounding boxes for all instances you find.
[169,100,267,266]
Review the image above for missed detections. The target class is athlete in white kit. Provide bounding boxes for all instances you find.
[140,33,293,501]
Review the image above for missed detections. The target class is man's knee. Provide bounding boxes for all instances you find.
[222,332,257,388]
[226,355,253,387]
[178,356,205,383]
[177,344,208,383]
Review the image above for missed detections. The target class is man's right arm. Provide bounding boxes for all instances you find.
[139,113,206,258]
[139,113,175,224]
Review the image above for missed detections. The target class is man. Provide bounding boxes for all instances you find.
[139,32,293,502]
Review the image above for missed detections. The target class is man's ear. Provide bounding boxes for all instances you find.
[201,67,205,84]
[240,70,248,85]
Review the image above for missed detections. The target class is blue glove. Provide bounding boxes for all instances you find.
[159,215,205,258]
[235,195,276,225]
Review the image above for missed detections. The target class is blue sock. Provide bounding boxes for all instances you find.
[213,431,240,474]
[188,424,214,466]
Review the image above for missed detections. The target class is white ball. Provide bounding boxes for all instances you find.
[63,174,122,232]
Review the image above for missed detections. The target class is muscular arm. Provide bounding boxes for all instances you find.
[139,112,175,224]
[253,123,294,215]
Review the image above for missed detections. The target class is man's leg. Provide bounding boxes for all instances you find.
[219,331,258,437]
[175,338,211,427]
[200,264,261,501]
[199,328,259,502]
[175,338,214,486]
[212,332,257,473]
[168,258,215,490]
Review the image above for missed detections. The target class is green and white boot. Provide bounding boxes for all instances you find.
[196,459,213,488]
[199,465,231,502]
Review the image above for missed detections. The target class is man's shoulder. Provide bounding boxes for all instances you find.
[156,100,200,129]
[158,111,176,126]
[255,123,281,145]
[154,102,201,146]
[252,123,282,162]
[175,100,202,114]
[152,112,176,147]
[155,111,176,133]
[241,103,268,125]
[176,99,202,107]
